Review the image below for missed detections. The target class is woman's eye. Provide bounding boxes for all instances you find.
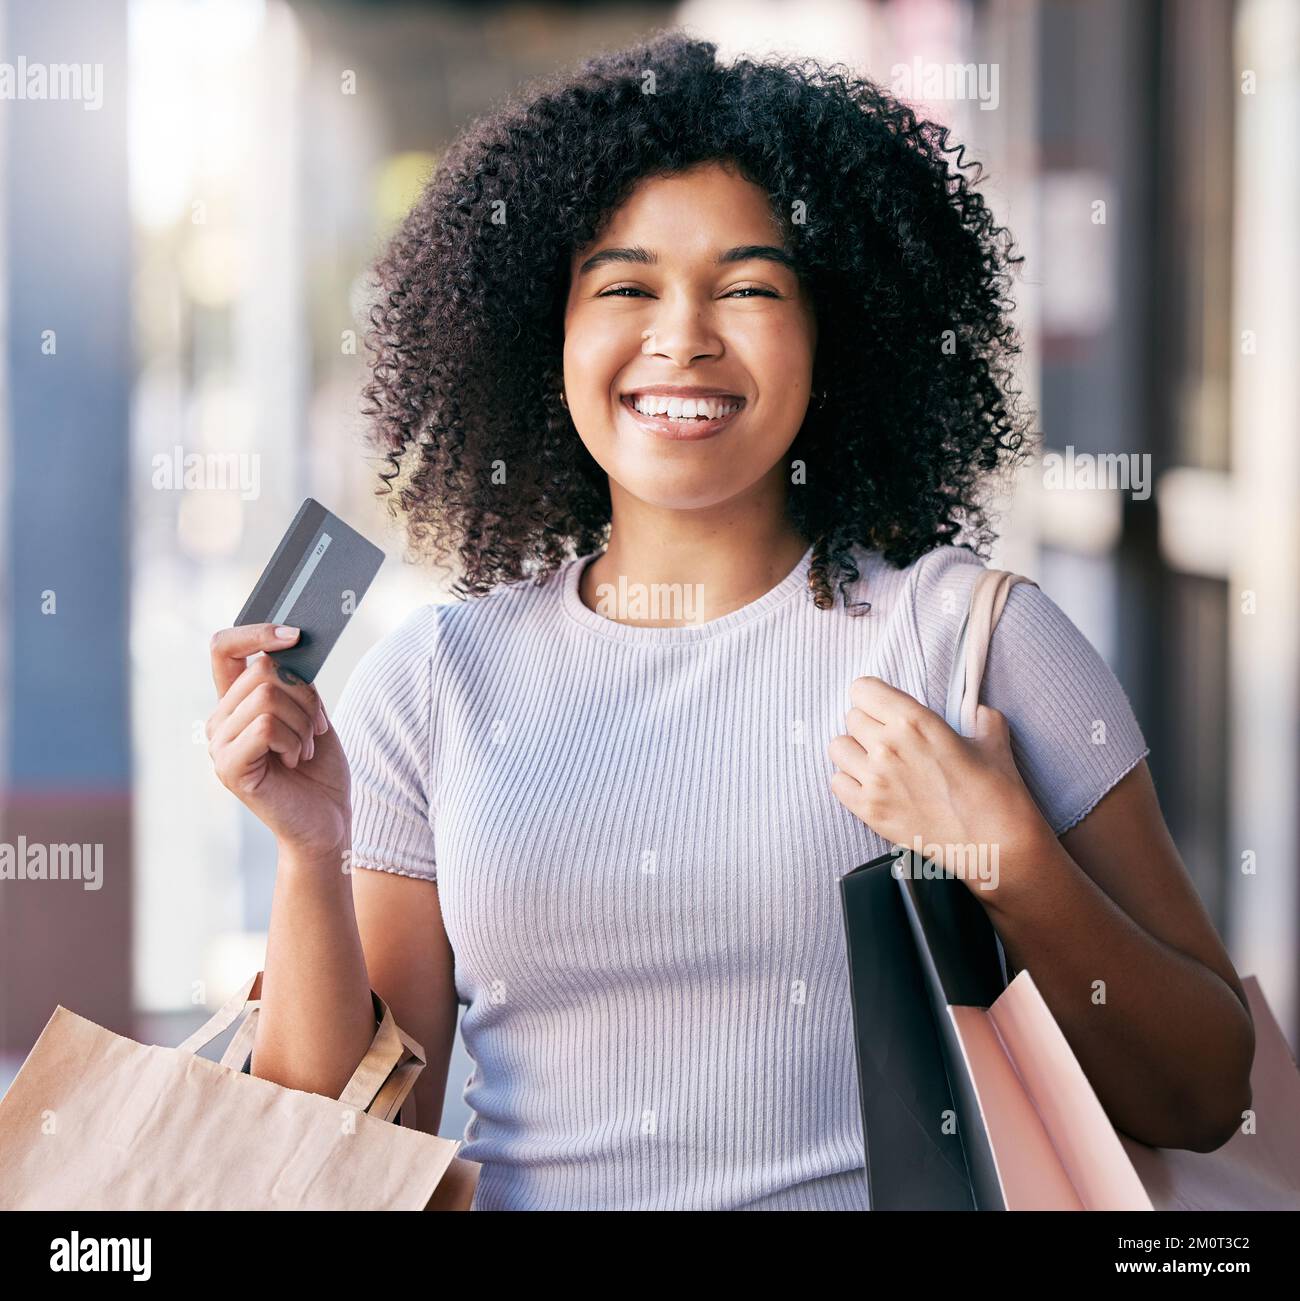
[725,286,779,299]
[596,286,648,298]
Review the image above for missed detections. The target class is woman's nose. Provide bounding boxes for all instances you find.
[639,295,723,364]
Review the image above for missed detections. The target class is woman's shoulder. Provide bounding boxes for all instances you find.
[363,557,578,662]
[331,602,445,732]
[836,540,985,627]
[876,541,1152,837]
[902,541,988,610]
[888,540,1091,693]
[330,562,565,745]
[349,600,445,674]
[433,557,576,648]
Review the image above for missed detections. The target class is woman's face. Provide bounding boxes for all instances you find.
[563,160,817,513]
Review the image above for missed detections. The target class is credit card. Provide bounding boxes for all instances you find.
[234,498,385,683]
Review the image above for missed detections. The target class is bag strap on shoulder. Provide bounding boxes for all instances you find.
[944,567,1038,738]
[941,566,1038,991]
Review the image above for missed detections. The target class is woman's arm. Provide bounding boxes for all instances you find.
[204,622,381,1102]
[250,845,378,1099]
[350,866,460,1135]
[211,617,456,1126]
[251,852,458,1135]
[830,677,1254,1155]
[983,758,1254,1153]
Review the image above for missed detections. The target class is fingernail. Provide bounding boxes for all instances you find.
[274,626,299,641]
[315,710,327,735]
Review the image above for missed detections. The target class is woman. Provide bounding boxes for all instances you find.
[207,30,1253,1211]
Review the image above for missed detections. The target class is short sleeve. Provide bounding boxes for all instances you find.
[911,548,1151,836]
[330,604,441,881]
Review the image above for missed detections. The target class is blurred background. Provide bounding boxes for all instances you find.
[1,0,1297,1148]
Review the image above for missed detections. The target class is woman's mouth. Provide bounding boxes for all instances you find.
[620,393,745,441]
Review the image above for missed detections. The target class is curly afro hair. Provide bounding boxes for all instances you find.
[361,28,1036,610]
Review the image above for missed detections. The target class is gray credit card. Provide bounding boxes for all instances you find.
[235,498,385,683]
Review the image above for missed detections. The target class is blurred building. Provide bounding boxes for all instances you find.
[2,0,1298,1149]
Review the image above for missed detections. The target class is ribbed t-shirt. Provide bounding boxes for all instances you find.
[330,541,1150,1210]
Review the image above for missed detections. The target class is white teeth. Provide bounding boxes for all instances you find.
[629,395,741,420]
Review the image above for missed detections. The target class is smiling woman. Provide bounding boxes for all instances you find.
[230,27,1254,1214]
[562,161,819,612]
[566,166,814,476]
[361,29,1036,607]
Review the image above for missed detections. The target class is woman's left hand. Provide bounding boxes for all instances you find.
[827,675,1049,871]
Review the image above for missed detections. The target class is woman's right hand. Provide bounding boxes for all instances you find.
[207,624,351,863]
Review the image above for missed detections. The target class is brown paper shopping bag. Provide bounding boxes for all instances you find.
[0,971,481,1210]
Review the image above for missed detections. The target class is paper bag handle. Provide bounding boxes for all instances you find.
[338,998,426,1114]
[177,971,264,1055]
[176,971,427,1117]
